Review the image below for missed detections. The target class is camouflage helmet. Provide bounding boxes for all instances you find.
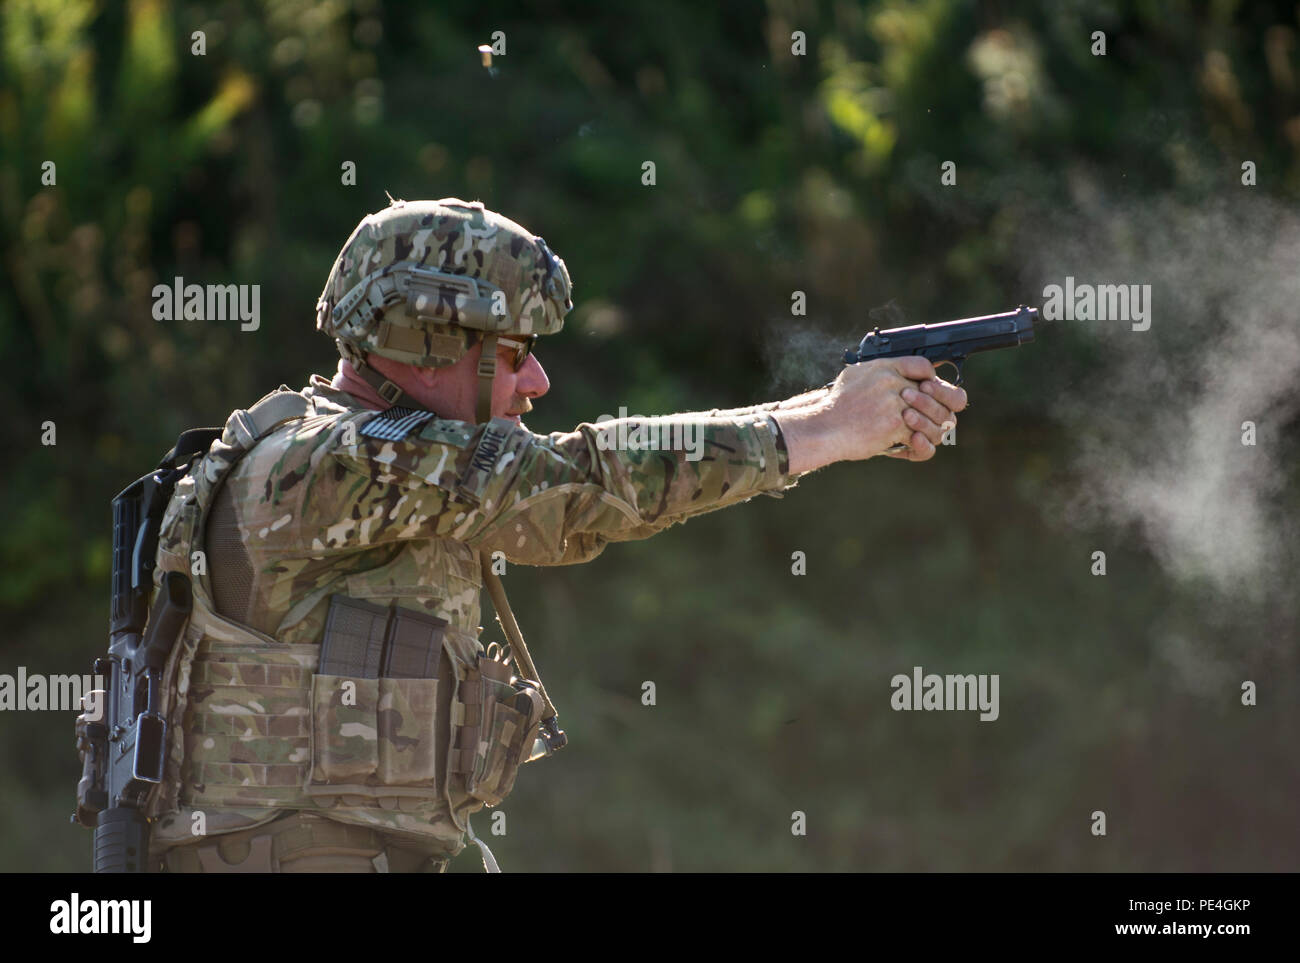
[315,197,573,420]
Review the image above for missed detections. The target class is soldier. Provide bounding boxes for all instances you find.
[137,197,965,872]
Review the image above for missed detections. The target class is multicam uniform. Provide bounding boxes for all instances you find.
[128,197,800,871]
[146,378,798,870]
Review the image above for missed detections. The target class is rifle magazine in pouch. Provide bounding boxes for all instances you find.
[308,673,380,785]
[376,607,445,785]
[376,675,440,784]
[307,596,446,794]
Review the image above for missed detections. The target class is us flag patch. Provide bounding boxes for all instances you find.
[359,406,437,441]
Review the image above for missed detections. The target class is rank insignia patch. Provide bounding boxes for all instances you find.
[359,406,437,441]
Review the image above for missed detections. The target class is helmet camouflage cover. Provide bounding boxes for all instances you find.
[315,197,573,371]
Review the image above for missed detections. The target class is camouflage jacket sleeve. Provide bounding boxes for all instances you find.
[324,409,799,566]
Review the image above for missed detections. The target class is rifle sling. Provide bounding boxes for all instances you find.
[478,551,557,721]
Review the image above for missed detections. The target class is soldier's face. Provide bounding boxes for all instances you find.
[485,337,551,427]
[381,337,551,426]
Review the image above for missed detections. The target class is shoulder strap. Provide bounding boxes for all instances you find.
[151,386,309,475]
[225,385,312,449]
[248,387,312,433]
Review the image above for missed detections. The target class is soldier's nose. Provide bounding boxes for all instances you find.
[517,354,549,398]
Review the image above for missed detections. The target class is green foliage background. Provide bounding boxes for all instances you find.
[1,0,1297,871]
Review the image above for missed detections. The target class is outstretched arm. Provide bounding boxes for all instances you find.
[313,355,966,566]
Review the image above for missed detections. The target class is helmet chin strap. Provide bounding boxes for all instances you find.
[350,355,427,411]
[476,332,497,425]
[341,335,498,424]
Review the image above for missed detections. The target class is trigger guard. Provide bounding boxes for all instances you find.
[933,358,964,386]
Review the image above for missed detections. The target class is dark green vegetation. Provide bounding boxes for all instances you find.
[2,0,1297,871]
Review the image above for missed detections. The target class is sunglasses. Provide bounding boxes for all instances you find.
[496,335,538,371]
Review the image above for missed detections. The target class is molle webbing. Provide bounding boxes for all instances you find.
[178,597,483,812]
[178,591,531,815]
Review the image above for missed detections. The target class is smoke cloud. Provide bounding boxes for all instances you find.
[759,187,1298,627]
[1023,190,1300,607]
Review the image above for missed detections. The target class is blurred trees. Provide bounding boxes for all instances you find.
[1,0,1296,870]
